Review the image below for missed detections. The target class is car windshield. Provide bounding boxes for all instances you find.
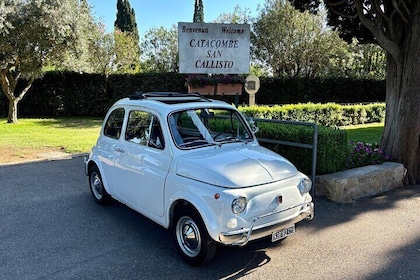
[169,108,253,149]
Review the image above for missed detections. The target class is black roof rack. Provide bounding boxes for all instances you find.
[129,92,212,103]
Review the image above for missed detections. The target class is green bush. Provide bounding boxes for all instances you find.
[240,103,385,127]
[254,121,348,175]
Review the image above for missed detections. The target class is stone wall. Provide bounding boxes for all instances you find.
[315,162,406,203]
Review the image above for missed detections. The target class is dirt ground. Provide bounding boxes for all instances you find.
[0,147,72,165]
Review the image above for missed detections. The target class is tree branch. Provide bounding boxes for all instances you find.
[372,0,390,22]
[391,0,410,23]
[324,0,359,19]
[353,0,401,60]
[16,76,35,103]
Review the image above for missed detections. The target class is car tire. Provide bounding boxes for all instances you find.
[88,165,111,205]
[173,209,217,266]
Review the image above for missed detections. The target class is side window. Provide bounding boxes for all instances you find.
[125,110,165,149]
[103,108,125,139]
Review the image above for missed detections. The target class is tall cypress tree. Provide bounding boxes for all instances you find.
[193,0,204,22]
[114,0,139,40]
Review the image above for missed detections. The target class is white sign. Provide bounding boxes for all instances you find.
[178,22,250,74]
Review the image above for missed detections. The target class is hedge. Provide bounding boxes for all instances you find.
[255,122,348,175]
[255,77,385,104]
[239,103,386,127]
[0,71,385,117]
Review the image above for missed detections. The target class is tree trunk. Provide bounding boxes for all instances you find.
[381,27,420,184]
[0,71,34,124]
[7,98,19,124]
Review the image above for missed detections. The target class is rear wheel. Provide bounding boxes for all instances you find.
[173,209,217,266]
[88,165,111,205]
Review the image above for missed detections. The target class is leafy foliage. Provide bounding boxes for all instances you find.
[255,122,348,175]
[114,0,139,40]
[193,0,204,22]
[239,103,386,127]
[140,26,178,73]
[0,0,86,123]
[252,0,348,78]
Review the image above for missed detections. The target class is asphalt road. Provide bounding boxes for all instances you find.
[1,156,419,280]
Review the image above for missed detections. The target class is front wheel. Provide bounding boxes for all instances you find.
[173,209,217,266]
[88,165,111,205]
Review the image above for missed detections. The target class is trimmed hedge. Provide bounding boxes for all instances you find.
[239,103,385,127]
[255,122,348,175]
[256,77,385,104]
[0,71,385,118]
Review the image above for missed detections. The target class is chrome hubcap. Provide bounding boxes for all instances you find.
[90,172,103,200]
[176,216,201,257]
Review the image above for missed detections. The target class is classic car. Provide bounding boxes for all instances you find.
[85,92,314,265]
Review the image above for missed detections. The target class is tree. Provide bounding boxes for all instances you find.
[114,0,139,40]
[114,0,140,72]
[214,5,253,24]
[193,0,204,22]
[88,23,117,95]
[114,30,141,73]
[140,26,178,73]
[44,0,100,73]
[252,0,347,78]
[0,0,81,123]
[292,1,420,184]
[0,0,17,36]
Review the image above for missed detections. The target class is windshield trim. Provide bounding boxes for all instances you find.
[168,107,253,150]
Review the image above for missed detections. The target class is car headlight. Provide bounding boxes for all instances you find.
[232,196,247,214]
[298,177,312,195]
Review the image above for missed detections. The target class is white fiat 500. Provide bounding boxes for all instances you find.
[85,92,314,265]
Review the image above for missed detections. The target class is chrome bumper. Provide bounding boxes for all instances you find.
[83,157,89,176]
[219,202,314,246]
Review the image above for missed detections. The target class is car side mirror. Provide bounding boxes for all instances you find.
[248,118,259,133]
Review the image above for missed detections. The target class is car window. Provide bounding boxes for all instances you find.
[103,108,125,139]
[125,110,165,149]
[169,108,252,149]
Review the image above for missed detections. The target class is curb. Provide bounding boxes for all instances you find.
[0,153,89,167]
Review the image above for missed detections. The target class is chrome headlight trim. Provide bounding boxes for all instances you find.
[232,196,247,214]
[298,177,312,195]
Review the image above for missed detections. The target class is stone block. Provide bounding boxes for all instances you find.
[315,162,406,203]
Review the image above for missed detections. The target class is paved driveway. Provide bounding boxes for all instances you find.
[1,157,419,279]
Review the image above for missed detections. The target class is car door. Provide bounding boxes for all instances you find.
[113,109,171,217]
[97,107,126,194]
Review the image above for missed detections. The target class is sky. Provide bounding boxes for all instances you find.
[88,0,264,36]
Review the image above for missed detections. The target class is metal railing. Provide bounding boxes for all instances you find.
[254,118,318,196]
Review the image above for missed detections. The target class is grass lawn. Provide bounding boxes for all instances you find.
[0,117,102,163]
[343,122,384,144]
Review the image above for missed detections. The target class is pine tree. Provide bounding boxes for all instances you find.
[114,0,140,73]
[193,0,204,22]
[114,0,139,40]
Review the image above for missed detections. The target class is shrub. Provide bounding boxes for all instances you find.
[254,121,348,175]
[239,103,385,127]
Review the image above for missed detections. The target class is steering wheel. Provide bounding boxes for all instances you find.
[213,130,235,140]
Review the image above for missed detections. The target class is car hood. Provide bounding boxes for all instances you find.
[175,145,298,188]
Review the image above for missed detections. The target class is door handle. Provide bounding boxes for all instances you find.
[115,147,125,153]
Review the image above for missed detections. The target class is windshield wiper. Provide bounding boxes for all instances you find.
[179,139,218,148]
[216,136,248,145]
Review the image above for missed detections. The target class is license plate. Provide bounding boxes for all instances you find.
[271,224,295,242]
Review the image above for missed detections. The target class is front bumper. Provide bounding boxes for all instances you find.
[219,202,314,246]
[83,157,89,176]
